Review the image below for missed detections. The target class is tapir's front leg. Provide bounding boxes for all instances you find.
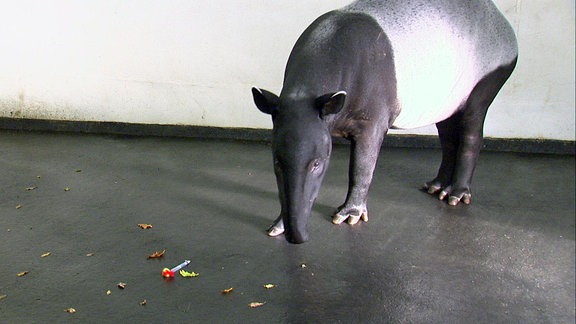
[333,129,385,225]
[267,163,287,237]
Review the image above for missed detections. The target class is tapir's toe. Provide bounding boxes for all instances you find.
[332,214,348,225]
[267,218,285,237]
[347,215,361,225]
[438,189,449,201]
[267,226,284,237]
[448,196,459,206]
[424,181,443,194]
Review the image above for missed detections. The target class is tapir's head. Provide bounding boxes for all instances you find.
[252,87,346,243]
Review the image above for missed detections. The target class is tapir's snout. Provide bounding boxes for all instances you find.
[283,210,311,244]
[267,214,309,244]
[285,228,308,244]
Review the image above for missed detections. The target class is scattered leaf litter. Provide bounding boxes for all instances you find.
[65,308,76,313]
[147,250,166,259]
[137,224,153,229]
[41,252,51,258]
[263,284,276,289]
[15,204,22,209]
[179,270,199,278]
[25,186,37,191]
[140,299,147,306]
[117,282,127,289]
[221,287,234,295]
[249,302,266,308]
[17,271,28,277]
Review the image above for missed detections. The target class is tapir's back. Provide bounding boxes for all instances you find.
[343,0,518,129]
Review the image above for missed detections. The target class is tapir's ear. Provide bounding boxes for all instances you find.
[315,91,346,118]
[252,87,280,115]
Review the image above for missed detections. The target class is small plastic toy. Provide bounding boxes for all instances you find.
[162,260,191,278]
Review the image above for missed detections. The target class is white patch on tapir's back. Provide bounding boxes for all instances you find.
[344,0,518,129]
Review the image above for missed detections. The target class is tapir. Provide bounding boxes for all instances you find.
[252,0,518,243]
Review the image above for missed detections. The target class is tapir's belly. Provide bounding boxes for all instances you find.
[389,23,478,129]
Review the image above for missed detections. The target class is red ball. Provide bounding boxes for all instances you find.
[162,268,174,278]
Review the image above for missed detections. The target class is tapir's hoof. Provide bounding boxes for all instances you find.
[428,183,472,206]
[332,207,368,225]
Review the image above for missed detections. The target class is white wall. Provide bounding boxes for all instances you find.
[0,0,574,140]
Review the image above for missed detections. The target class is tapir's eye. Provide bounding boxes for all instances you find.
[310,159,322,173]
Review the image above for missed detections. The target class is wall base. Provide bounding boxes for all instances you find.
[0,118,573,155]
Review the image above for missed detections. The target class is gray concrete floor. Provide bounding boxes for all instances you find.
[0,130,574,323]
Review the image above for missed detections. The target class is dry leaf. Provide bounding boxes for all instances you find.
[221,287,234,294]
[64,187,71,191]
[17,271,28,277]
[0,295,7,301]
[106,290,111,295]
[25,186,37,191]
[117,282,127,289]
[65,308,76,313]
[138,224,153,229]
[86,253,95,257]
[41,252,51,258]
[140,299,147,306]
[263,284,276,289]
[147,250,166,259]
[179,270,199,278]
[15,204,22,209]
[249,302,266,308]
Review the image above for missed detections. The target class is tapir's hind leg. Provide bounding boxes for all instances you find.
[425,60,517,205]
